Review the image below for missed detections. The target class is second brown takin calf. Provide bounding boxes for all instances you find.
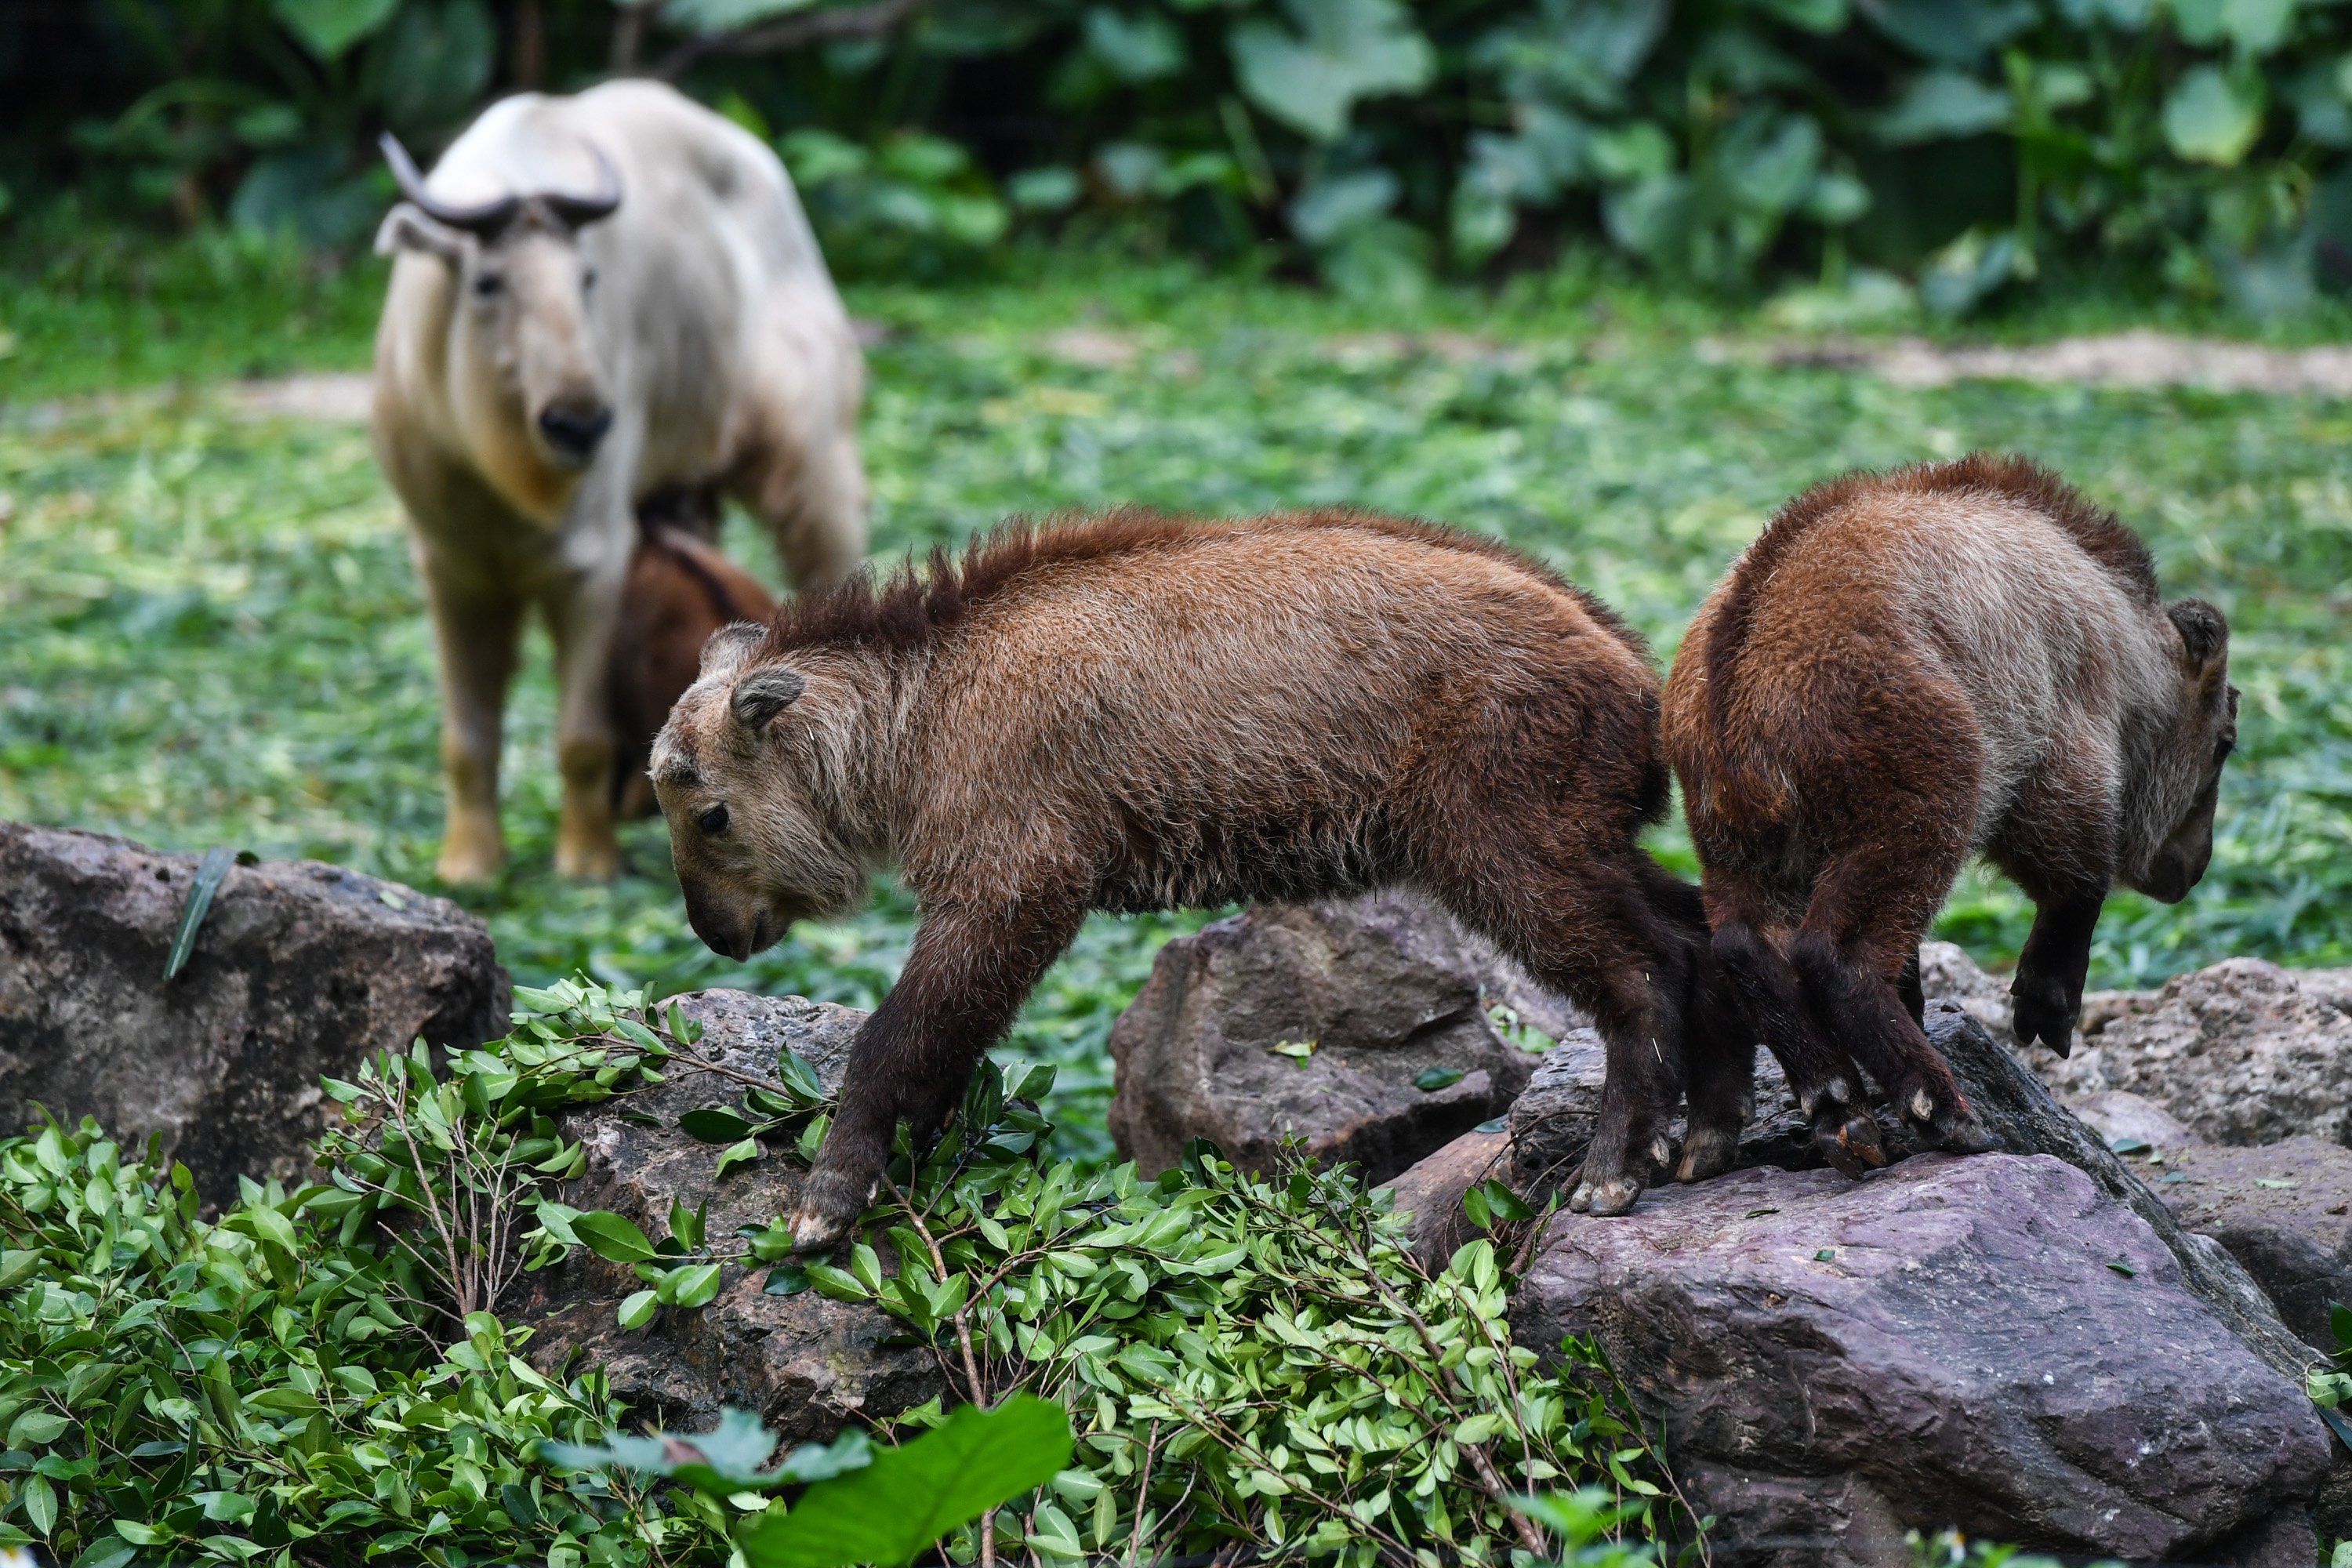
[1662,455,2237,1178]
[651,509,1729,1248]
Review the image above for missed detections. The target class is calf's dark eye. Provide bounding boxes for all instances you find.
[697,804,729,835]
[474,273,505,297]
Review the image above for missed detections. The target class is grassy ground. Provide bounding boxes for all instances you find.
[4,236,2349,1159]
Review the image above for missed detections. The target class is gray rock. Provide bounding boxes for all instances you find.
[1381,1127,1511,1272]
[1918,939,2023,1048]
[2029,957,2352,1149]
[1512,1154,2332,1563]
[0,821,507,1207]
[506,989,947,1439]
[2060,1090,2202,1152]
[1107,892,1559,1182]
[2143,1134,2352,1353]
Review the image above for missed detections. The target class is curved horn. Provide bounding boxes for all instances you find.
[544,143,623,228]
[379,131,521,234]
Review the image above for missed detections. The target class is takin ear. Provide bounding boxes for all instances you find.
[731,667,807,731]
[699,619,768,680]
[374,203,470,263]
[2166,598,2229,671]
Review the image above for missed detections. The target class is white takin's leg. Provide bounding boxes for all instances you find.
[540,557,630,882]
[420,550,525,885]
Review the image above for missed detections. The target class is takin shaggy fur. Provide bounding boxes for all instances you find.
[1661,454,2237,1178]
[653,508,1725,1247]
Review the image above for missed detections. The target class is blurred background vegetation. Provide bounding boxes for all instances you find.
[15,0,2352,313]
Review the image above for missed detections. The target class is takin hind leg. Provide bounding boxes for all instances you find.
[1704,875,1887,1178]
[1791,851,1996,1156]
[1636,858,1753,1185]
[1425,848,1693,1217]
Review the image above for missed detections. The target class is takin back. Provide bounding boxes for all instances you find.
[1661,455,2237,1178]
[652,508,1723,1247]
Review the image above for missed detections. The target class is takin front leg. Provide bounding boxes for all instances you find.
[792,895,1085,1252]
[541,565,629,881]
[2008,889,2104,1057]
[420,562,524,885]
[1635,858,1753,1185]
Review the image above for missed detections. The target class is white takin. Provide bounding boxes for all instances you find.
[370,79,866,883]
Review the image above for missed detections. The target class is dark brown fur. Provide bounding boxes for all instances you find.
[1663,456,2234,1177]
[659,508,1710,1244]
[608,518,777,819]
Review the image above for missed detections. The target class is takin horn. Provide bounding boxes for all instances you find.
[543,143,623,228]
[379,131,521,234]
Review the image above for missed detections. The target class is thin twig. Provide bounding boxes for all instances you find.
[1125,1421,1160,1568]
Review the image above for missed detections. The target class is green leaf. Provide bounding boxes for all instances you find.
[618,1289,661,1329]
[9,1410,71,1447]
[1462,1184,1492,1229]
[22,1473,54,1536]
[716,1138,761,1181]
[1229,0,1436,142]
[0,1250,40,1288]
[806,1262,869,1301]
[1475,1179,1535,1224]
[572,1210,659,1265]
[272,0,399,60]
[740,1396,1074,1568]
[660,1262,725,1308]
[2165,66,2266,165]
[164,844,237,981]
[1875,70,2013,144]
[546,1408,872,1495]
[680,1107,757,1143]
[2107,1260,2136,1276]
[1414,1066,1468,1092]
[764,1263,811,1296]
[2329,1298,2351,1354]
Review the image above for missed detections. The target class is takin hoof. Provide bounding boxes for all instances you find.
[1675,1123,1741,1185]
[1568,1173,1645,1216]
[790,1166,879,1253]
[2009,985,2079,1057]
[1817,1109,1888,1178]
[1904,1088,2003,1156]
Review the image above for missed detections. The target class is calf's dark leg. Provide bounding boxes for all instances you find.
[2007,890,2104,1058]
[793,895,1084,1250]
[1639,859,1753,1184]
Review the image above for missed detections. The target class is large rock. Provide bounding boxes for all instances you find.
[1508,1033,1810,1197]
[1107,893,1565,1182]
[2147,1134,2352,1353]
[2029,958,2352,1149]
[506,989,946,1438]
[1512,1154,2332,1565]
[1382,1127,1511,1271]
[0,822,507,1205]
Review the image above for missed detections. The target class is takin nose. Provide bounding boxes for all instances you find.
[537,397,612,461]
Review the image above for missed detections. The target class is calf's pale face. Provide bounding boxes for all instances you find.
[651,626,869,960]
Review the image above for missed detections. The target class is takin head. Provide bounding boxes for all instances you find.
[649,624,872,960]
[376,131,621,475]
[2128,597,2238,905]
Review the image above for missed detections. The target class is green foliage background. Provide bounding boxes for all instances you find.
[24,0,2352,309]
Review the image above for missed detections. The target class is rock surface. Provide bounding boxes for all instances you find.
[1108,892,1565,1182]
[2030,956,2352,1148]
[1381,1127,1511,1271]
[2145,1134,2352,1352]
[1512,1154,2332,1564]
[506,989,947,1438]
[1507,1033,1809,1197]
[0,821,508,1205]
[2060,1090,2202,1152]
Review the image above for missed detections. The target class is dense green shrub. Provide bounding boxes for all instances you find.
[0,974,1685,1566]
[20,0,2352,308]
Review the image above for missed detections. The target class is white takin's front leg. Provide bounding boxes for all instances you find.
[541,546,629,882]
[419,546,525,885]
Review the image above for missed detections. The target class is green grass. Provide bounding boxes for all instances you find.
[4,239,2348,1160]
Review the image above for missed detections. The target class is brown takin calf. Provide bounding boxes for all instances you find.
[607,510,777,820]
[1661,455,2237,1177]
[652,509,1717,1248]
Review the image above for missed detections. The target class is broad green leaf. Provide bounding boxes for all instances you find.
[546,1409,872,1494]
[1875,71,2013,143]
[618,1289,661,1329]
[1229,0,1435,141]
[0,1250,40,1288]
[680,1106,757,1143]
[2165,66,2266,165]
[660,1262,725,1308]
[272,0,398,60]
[716,1138,761,1181]
[22,1473,55,1536]
[764,1263,811,1296]
[572,1210,659,1264]
[1086,7,1188,82]
[1414,1066,1468,1092]
[740,1396,1074,1568]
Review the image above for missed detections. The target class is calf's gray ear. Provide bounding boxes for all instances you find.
[732,668,806,731]
[699,620,768,678]
[2166,599,2227,670]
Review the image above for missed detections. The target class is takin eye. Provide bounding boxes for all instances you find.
[582,265,599,291]
[473,272,506,298]
[696,803,729,836]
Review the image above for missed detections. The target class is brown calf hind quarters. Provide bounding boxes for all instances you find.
[650,506,1719,1249]
[1662,452,2238,1181]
